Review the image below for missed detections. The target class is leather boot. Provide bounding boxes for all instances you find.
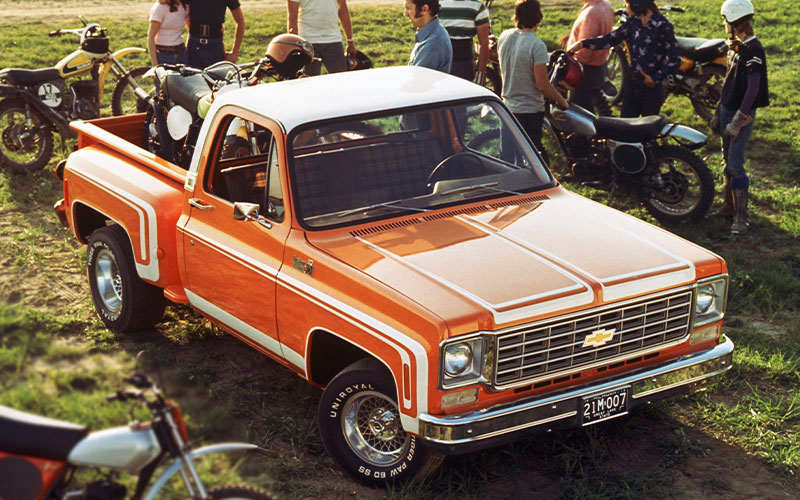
[712,173,734,218]
[731,187,749,234]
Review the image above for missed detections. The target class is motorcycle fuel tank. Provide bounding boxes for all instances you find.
[67,425,161,474]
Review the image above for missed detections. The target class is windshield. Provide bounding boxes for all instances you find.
[290,99,553,228]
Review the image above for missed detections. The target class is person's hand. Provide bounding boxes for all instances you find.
[225,51,239,63]
[346,40,357,56]
[724,109,753,140]
[473,71,486,86]
[556,96,569,110]
[566,41,583,54]
[640,71,655,88]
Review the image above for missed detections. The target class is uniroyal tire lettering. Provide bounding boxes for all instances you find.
[328,383,375,419]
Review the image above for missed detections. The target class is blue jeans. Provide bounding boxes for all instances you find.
[501,112,544,163]
[721,105,756,189]
[570,64,606,114]
[187,36,225,69]
[621,78,666,118]
[303,42,347,75]
[156,49,188,66]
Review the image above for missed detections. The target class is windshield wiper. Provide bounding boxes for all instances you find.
[439,182,522,197]
[336,199,430,218]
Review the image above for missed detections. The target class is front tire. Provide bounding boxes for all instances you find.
[87,225,166,332]
[688,64,726,124]
[0,99,53,174]
[602,45,629,108]
[643,145,714,224]
[208,484,277,500]
[111,66,152,116]
[319,359,444,487]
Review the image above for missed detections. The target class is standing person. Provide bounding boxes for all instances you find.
[567,0,679,117]
[404,0,453,73]
[497,0,567,154]
[185,0,246,68]
[565,0,614,113]
[712,0,768,234]
[438,0,490,83]
[287,0,357,75]
[147,0,189,66]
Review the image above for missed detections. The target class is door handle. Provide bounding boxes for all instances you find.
[188,198,214,211]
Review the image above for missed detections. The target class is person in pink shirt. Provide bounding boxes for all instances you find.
[565,0,614,112]
[147,0,189,66]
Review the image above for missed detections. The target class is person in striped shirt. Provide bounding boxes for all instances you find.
[438,0,491,84]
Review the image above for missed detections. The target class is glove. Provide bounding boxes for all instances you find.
[473,71,486,86]
[724,109,753,140]
[709,104,721,134]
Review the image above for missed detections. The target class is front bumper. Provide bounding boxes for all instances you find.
[419,336,733,454]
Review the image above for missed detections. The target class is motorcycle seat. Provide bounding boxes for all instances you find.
[594,115,668,143]
[0,68,60,86]
[164,73,211,116]
[676,37,727,63]
[0,405,88,461]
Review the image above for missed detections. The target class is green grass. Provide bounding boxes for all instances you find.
[1,1,799,498]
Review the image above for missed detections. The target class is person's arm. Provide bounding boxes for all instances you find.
[649,22,680,84]
[533,63,568,109]
[475,23,490,73]
[337,0,356,55]
[287,0,299,34]
[570,20,627,53]
[147,20,161,67]
[225,6,246,62]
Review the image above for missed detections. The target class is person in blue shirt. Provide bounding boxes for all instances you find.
[568,0,679,117]
[404,0,453,73]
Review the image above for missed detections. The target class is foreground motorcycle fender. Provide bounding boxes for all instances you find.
[143,443,271,500]
[660,123,707,149]
[98,47,147,101]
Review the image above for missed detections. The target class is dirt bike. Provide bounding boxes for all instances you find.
[602,5,727,123]
[0,370,276,500]
[0,20,150,173]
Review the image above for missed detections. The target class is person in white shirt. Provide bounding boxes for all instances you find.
[148,0,189,66]
[287,0,357,75]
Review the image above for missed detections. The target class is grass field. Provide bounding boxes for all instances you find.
[1,0,799,498]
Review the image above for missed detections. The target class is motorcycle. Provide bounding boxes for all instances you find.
[541,50,714,224]
[0,370,276,500]
[0,20,150,173]
[602,5,728,123]
[142,35,313,168]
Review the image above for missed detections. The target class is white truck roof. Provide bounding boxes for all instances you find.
[209,65,497,133]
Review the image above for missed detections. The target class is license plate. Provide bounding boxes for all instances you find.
[581,386,630,426]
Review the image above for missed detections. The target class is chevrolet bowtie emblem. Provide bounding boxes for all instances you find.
[583,328,617,348]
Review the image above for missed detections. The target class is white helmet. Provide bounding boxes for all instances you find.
[721,0,754,25]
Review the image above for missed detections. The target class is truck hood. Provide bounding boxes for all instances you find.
[307,189,722,335]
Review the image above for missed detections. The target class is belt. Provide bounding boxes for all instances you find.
[156,44,185,54]
[189,24,223,38]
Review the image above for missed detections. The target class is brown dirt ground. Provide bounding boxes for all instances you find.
[1,1,798,499]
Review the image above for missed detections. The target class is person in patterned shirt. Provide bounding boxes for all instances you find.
[712,0,769,234]
[438,0,491,84]
[567,0,679,117]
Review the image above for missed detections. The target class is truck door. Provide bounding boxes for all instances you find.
[181,110,290,361]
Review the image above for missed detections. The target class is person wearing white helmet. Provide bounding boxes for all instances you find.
[712,0,769,234]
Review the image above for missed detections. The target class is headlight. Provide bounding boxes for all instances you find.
[440,337,484,389]
[693,276,728,328]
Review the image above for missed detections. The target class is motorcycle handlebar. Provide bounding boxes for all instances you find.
[48,30,61,37]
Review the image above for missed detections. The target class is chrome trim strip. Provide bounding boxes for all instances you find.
[418,336,733,445]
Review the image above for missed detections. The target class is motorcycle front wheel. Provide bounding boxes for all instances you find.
[643,145,714,224]
[0,100,53,174]
[111,66,153,116]
[602,45,629,108]
[688,64,726,124]
[208,484,278,500]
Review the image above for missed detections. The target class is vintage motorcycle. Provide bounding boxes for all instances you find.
[0,371,276,500]
[541,50,714,223]
[602,5,728,123]
[142,34,313,168]
[0,20,150,173]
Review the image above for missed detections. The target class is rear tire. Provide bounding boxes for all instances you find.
[602,45,628,108]
[208,484,277,500]
[643,145,714,224]
[319,359,444,487]
[87,225,166,332]
[688,64,726,124]
[0,99,53,174]
[111,66,152,116]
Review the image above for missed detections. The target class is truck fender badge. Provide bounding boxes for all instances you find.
[583,328,617,348]
[293,256,313,276]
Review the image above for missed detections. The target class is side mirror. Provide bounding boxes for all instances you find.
[233,202,272,229]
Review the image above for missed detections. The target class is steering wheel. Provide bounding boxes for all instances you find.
[426,151,484,187]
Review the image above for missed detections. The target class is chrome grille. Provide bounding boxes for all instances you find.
[494,289,693,388]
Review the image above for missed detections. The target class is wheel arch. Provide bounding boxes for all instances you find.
[307,329,395,388]
[72,201,113,244]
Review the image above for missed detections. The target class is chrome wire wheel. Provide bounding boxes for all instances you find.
[93,248,123,314]
[341,390,409,466]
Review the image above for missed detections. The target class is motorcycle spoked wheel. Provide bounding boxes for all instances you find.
[485,65,502,96]
[643,145,714,224]
[688,64,726,124]
[0,100,54,174]
[111,66,153,116]
[602,45,629,108]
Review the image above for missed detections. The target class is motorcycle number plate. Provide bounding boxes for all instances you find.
[38,82,62,107]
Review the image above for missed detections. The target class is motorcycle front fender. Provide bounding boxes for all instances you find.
[97,47,147,100]
[660,123,707,148]
[142,443,270,500]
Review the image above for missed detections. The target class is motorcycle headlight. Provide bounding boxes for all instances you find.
[440,337,485,389]
[693,276,728,328]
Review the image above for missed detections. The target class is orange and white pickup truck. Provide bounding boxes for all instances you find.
[55,66,733,486]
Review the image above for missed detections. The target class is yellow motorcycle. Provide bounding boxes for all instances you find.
[0,21,150,173]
